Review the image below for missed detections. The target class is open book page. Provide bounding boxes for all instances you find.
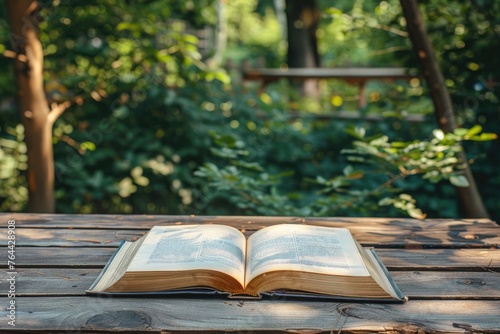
[355,241,402,299]
[245,224,370,284]
[127,225,246,286]
[89,237,146,292]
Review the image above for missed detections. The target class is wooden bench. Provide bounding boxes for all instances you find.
[1,214,499,332]
[242,67,417,108]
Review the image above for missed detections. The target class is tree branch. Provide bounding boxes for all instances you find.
[369,46,410,56]
[399,0,489,218]
[367,22,409,37]
[48,101,71,124]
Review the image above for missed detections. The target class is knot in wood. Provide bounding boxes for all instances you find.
[335,305,361,319]
[86,310,151,329]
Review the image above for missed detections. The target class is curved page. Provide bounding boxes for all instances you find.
[127,225,246,287]
[246,224,370,284]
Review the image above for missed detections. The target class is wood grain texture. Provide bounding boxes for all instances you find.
[0,213,498,333]
[3,213,496,229]
[0,297,498,333]
[0,247,498,269]
[2,226,499,247]
[2,269,500,299]
[0,247,117,268]
[376,248,500,270]
[0,228,146,246]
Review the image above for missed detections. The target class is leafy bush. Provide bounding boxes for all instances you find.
[1,0,499,221]
[196,118,496,218]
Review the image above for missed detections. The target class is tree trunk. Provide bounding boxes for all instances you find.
[400,0,489,218]
[7,0,60,213]
[285,0,321,97]
[274,0,287,42]
[211,0,228,66]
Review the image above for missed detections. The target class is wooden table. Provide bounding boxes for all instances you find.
[1,214,499,333]
[242,67,417,108]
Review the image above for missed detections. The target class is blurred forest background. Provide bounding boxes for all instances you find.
[0,0,499,220]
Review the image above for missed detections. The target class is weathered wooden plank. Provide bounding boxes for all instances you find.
[0,228,145,246]
[2,227,499,247]
[0,247,116,268]
[0,297,498,333]
[0,214,498,333]
[393,271,500,299]
[351,227,500,248]
[376,248,500,270]
[2,269,499,299]
[0,269,96,296]
[1,247,498,270]
[3,213,496,230]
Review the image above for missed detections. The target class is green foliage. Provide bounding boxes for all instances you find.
[345,126,495,186]
[0,0,499,220]
[226,0,284,66]
[417,1,500,221]
[50,80,259,214]
[0,0,228,213]
[0,125,27,211]
[195,123,496,218]
[195,129,304,216]
[320,0,409,67]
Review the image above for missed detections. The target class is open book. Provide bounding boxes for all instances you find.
[88,224,405,301]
